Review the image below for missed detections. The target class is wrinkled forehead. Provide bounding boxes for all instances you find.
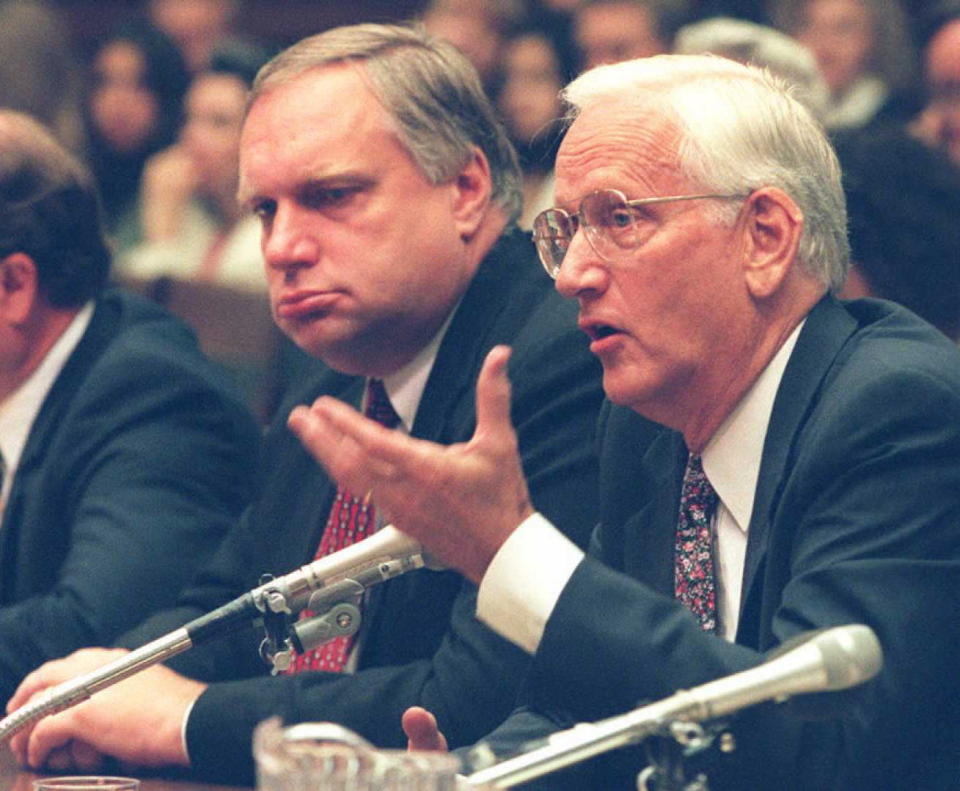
[554,98,685,205]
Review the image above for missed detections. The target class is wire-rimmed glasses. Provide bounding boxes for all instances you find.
[532,188,746,279]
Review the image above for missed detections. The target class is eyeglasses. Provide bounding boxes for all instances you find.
[532,188,746,279]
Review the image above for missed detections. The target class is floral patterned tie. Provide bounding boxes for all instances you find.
[674,454,719,632]
[286,379,401,673]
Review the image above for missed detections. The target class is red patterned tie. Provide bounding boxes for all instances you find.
[674,454,719,632]
[287,379,401,673]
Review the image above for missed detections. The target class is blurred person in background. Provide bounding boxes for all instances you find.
[768,0,920,131]
[0,0,86,153]
[836,127,960,341]
[84,24,190,254]
[420,0,525,94]
[116,46,268,291]
[573,0,689,70]
[148,0,251,74]
[910,2,960,168]
[497,23,579,227]
[673,16,830,119]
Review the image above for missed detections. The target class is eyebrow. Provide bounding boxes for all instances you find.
[237,171,376,210]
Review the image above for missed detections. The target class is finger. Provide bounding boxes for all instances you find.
[401,707,448,753]
[27,710,84,770]
[473,346,514,445]
[291,396,423,475]
[9,662,68,713]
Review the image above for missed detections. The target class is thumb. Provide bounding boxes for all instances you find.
[402,707,448,753]
[474,345,513,442]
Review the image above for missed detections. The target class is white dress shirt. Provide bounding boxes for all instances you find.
[477,322,804,652]
[0,303,94,512]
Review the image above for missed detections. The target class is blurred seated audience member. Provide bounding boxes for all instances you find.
[117,47,268,292]
[420,0,525,94]
[768,0,920,131]
[497,24,579,227]
[0,110,261,703]
[85,24,190,255]
[673,16,829,119]
[148,0,262,75]
[0,0,86,153]
[835,127,960,340]
[573,0,690,70]
[910,2,960,168]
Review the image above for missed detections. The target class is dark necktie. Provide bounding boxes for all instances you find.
[287,379,401,673]
[674,454,719,632]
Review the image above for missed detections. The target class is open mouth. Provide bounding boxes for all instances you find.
[582,322,619,341]
[592,325,618,340]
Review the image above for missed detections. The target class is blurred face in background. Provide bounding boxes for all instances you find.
[180,71,246,201]
[150,0,236,71]
[574,2,666,71]
[422,8,502,88]
[795,0,874,97]
[498,33,565,143]
[925,19,960,166]
[90,41,160,153]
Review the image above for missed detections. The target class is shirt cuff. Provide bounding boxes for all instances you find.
[181,696,196,765]
[476,512,584,655]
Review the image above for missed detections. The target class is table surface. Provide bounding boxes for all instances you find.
[0,747,252,791]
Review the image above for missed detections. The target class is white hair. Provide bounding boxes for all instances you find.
[562,54,849,291]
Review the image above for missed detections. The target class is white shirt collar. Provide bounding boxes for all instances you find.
[0,302,94,498]
[701,319,805,533]
[378,306,458,431]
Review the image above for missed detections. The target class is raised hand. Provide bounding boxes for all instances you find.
[288,345,534,583]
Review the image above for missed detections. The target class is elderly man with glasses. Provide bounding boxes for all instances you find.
[293,54,960,789]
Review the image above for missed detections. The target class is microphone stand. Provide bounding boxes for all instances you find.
[466,688,724,789]
[0,551,427,741]
[466,624,882,790]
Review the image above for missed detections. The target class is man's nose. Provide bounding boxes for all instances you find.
[263,204,320,274]
[554,231,609,299]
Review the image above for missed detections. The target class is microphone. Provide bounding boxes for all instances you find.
[466,624,882,789]
[0,526,437,741]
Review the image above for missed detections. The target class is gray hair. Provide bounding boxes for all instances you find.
[673,17,830,121]
[561,54,849,291]
[250,23,522,222]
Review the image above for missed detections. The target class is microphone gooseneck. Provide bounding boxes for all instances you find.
[466,624,882,789]
[0,526,433,742]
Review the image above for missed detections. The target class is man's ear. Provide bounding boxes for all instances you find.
[0,253,39,325]
[740,187,804,299]
[451,147,493,240]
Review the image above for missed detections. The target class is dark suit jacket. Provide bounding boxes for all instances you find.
[480,296,960,790]
[0,288,261,703]
[119,229,605,785]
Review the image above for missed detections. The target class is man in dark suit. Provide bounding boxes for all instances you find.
[8,24,603,784]
[290,55,960,789]
[0,111,261,704]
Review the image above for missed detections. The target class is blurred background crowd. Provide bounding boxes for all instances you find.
[3,0,959,418]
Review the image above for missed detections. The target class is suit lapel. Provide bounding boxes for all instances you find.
[599,405,683,595]
[0,297,120,577]
[412,229,537,443]
[737,296,858,642]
